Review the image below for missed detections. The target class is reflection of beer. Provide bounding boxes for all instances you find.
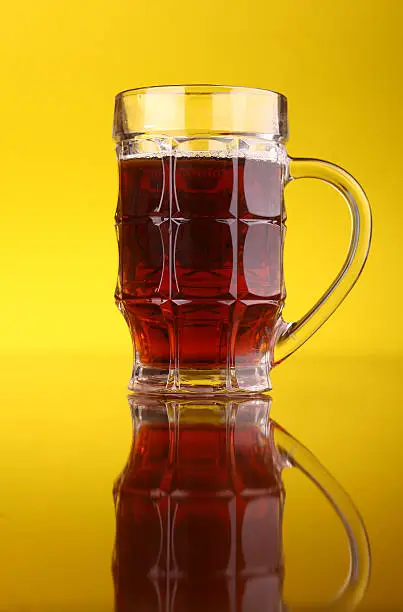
[113,418,284,612]
[115,154,286,377]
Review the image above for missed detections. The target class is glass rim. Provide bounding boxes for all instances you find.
[115,83,287,103]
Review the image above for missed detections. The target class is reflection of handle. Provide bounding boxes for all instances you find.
[274,158,372,364]
[274,423,371,612]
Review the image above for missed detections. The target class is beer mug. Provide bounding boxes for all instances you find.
[113,85,371,393]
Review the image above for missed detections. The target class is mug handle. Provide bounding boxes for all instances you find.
[274,158,372,364]
[273,422,371,611]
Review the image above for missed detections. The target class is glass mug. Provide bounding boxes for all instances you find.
[113,396,370,611]
[113,85,372,393]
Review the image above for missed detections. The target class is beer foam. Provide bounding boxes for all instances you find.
[118,143,288,165]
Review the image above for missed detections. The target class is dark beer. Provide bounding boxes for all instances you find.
[115,154,286,376]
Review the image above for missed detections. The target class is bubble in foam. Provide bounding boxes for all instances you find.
[118,141,288,165]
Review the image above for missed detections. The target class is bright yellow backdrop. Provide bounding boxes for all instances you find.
[0,0,402,610]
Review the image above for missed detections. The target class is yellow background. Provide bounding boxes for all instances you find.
[0,0,402,610]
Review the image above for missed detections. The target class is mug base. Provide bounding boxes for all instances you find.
[128,363,272,394]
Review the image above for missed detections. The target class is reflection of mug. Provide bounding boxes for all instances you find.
[112,396,370,612]
[113,85,372,394]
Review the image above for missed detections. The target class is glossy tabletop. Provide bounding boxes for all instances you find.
[1,354,401,611]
